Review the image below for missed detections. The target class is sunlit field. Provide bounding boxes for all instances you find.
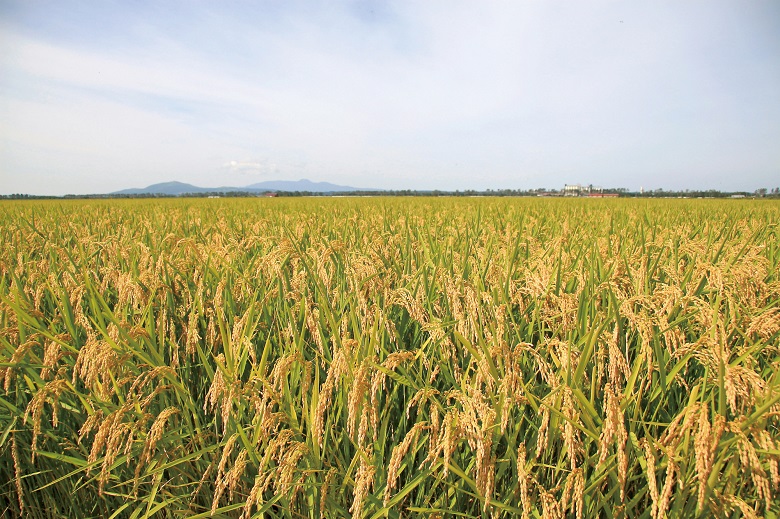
[1,197,779,518]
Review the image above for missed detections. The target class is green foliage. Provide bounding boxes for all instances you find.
[1,197,779,518]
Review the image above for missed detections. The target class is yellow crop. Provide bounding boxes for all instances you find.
[1,197,779,518]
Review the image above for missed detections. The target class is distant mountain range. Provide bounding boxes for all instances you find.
[112,179,373,195]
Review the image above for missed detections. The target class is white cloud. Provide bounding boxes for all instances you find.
[223,159,281,176]
[2,2,780,194]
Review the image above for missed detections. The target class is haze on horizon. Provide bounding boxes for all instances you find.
[1,1,779,196]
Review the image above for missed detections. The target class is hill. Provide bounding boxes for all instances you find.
[112,179,370,195]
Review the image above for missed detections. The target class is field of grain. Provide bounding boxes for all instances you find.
[1,197,779,518]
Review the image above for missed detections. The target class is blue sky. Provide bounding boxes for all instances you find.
[1,1,779,195]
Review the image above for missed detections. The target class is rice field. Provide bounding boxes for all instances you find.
[1,197,779,518]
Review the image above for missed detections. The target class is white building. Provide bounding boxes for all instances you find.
[563,184,603,196]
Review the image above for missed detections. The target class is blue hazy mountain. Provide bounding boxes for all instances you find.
[112,179,372,195]
[244,179,370,192]
[113,181,211,195]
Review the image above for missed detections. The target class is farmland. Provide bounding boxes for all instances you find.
[1,197,779,518]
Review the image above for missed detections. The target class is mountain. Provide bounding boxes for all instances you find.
[244,179,368,192]
[113,181,213,195]
[112,179,371,195]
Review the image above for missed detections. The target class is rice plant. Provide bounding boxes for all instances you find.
[1,197,778,518]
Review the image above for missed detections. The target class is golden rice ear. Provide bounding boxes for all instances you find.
[640,438,660,519]
[347,357,372,444]
[349,447,376,518]
[384,421,425,506]
[11,433,24,514]
[211,432,240,514]
[516,443,530,519]
[4,197,780,517]
[140,407,178,466]
[318,467,339,517]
